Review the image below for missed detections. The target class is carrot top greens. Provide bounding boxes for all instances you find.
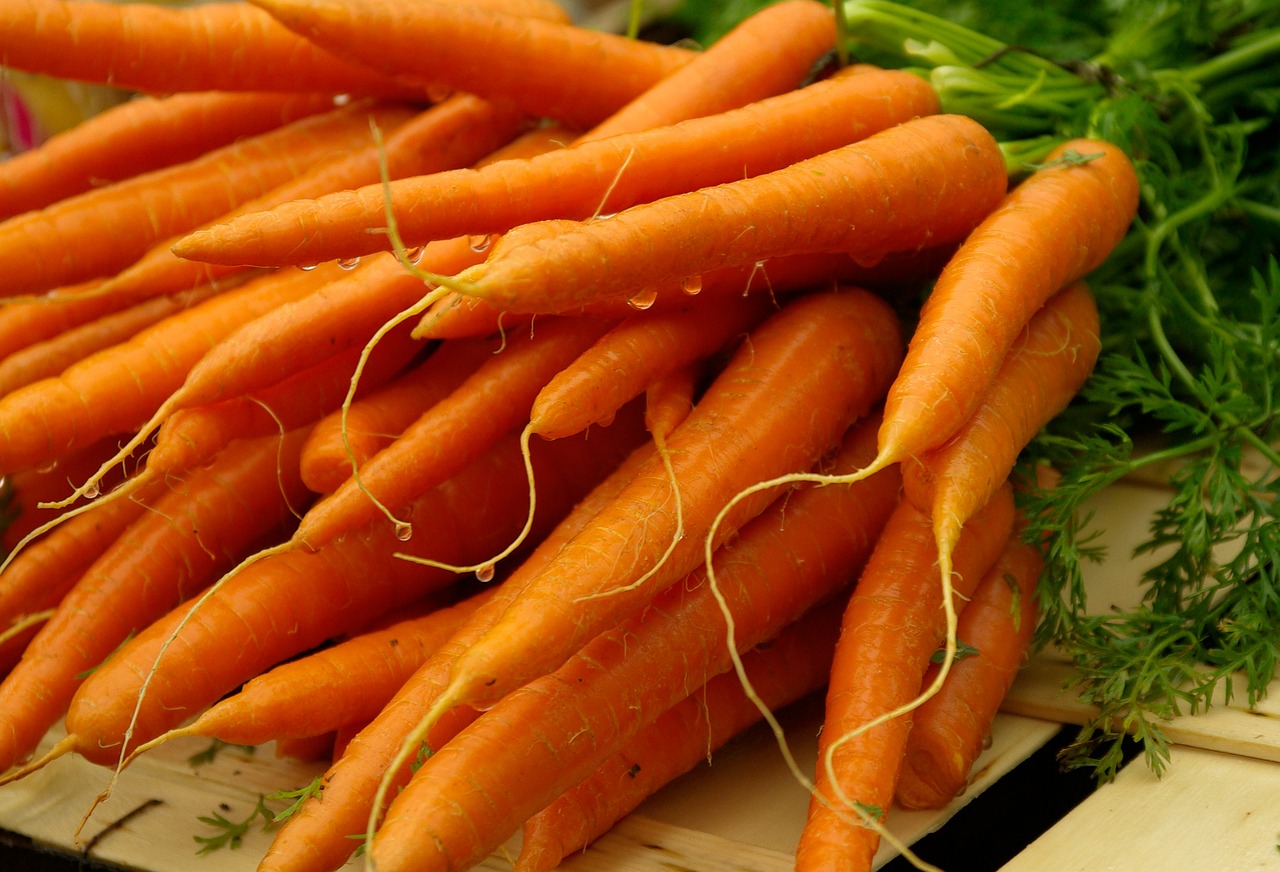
[666,0,1280,781]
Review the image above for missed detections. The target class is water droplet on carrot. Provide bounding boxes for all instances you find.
[467,235,492,254]
[34,460,58,474]
[680,275,703,295]
[627,288,657,310]
[394,522,413,542]
[298,263,319,272]
[405,246,425,264]
[426,84,454,103]
[593,212,617,221]
[337,256,361,270]
[83,481,100,499]
[475,563,495,583]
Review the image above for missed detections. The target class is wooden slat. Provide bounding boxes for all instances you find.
[999,745,1280,871]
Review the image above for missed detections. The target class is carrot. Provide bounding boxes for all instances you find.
[142,318,426,483]
[412,250,880,340]
[133,588,497,752]
[0,90,338,220]
[901,280,1102,569]
[851,139,1139,489]
[0,486,153,646]
[0,428,313,775]
[52,413,645,770]
[578,0,836,143]
[366,414,901,872]
[796,483,1016,872]
[290,315,616,550]
[257,430,662,872]
[643,362,702,443]
[0,284,221,396]
[895,530,1043,810]
[0,279,157,362]
[423,287,903,740]
[299,337,496,494]
[0,102,416,298]
[528,293,773,440]
[515,600,845,872]
[0,0,433,98]
[250,0,693,130]
[427,113,1007,315]
[175,64,941,269]
[0,262,344,478]
[96,93,529,303]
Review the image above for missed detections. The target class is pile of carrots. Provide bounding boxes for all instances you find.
[0,1,1140,870]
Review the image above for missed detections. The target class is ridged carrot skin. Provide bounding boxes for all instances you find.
[174,65,941,268]
[98,94,528,302]
[894,531,1043,810]
[0,430,313,773]
[299,337,496,494]
[514,600,844,872]
[0,91,338,220]
[447,113,1007,314]
[250,0,693,129]
[901,280,1102,545]
[370,417,901,872]
[257,435,660,872]
[875,139,1138,468]
[0,0,568,97]
[433,288,904,722]
[0,102,413,298]
[61,416,645,766]
[796,484,1016,872]
[0,263,340,477]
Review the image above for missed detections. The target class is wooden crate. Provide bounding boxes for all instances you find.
[1,482,1277,871]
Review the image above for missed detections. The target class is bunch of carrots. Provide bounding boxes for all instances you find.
[0,0,1140,870]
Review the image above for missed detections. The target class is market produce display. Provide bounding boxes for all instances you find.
[0,0,1276,871]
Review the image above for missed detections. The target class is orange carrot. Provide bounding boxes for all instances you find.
[0,0,431,97]
[367,415,900,872]
[796,483,1016,872]
[142,318,425,482]
[427,287,903,728]
[250,0,693,129]
[0,284,221,395]
[0,278,161,362]
[412,250,875,340]
[432,113,1006,315]
[515,600,844,872]
[0,429,313,774]
[643,362,702,443]
[97,94,529,303]
[0,102,415,298]
[299,337,496,494]
[895,530,1043,810]
[175,64,941,269]
[578,0,836,143]
[258,430,661,872]
[858,139,1139,486]
[0,437,138,552]
[529,293,773,440]
[0,484,154,643]
[290,315,616,550]
[55,413,644,769]
[0,262,343,478]
[901,281,1102,564]
[136,588,497,751]
[0,91,338,220]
